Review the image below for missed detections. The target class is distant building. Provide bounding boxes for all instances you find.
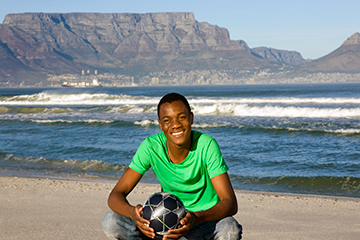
[151,77,159,85]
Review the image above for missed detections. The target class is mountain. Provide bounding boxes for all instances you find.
[301,32,360,73]
[0,12,284,83]
[0,12,358,85]
[251,47,308,65]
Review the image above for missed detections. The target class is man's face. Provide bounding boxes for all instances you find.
[158,100,193,148]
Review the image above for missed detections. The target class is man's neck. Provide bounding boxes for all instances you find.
[166,140,191,164]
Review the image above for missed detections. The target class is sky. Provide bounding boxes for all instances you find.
[0,0,359,60]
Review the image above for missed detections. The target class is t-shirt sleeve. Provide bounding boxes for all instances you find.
[206,138,229,179]
[129,138,151,175]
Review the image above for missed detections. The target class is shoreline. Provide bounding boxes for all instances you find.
[1,175,359,240]
[1,169,359,201]
[2,170,359,202]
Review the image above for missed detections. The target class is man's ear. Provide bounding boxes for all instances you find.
[158,119,163,131]
[190,112,194,125]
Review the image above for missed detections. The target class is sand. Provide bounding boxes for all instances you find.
[0,175,359,240]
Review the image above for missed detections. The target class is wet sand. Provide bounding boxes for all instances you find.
[0,176,359,240]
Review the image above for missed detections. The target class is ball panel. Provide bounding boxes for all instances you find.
[163,197,178,210]
[150,218,164,233]
[164,212,178,229]
[149,193,164,205]
[142,206,152,220]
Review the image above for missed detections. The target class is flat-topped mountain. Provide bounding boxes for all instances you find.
[0,12,288,83]
[0,12,358,85]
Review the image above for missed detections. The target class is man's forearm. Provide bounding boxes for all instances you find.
[193,197,237,223]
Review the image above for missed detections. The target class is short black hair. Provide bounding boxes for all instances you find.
[157,92,191,118]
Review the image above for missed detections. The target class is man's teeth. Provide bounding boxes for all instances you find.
[172,132,183,136]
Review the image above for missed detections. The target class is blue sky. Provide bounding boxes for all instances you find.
[1,0,359,60]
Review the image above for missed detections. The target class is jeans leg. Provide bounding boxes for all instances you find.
[211,216,242,240]
[184,216,242,240]
[101,210,151,240]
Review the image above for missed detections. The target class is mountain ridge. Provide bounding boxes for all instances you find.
[1,12,279,82]
[301,32,360,73]
[0,12,359,85]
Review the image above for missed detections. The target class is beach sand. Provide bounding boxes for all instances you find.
[0,176,359,240]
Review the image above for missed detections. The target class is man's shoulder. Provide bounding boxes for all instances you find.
[142,132,166,146]
[192,131,218,151]
[192,130,215,142]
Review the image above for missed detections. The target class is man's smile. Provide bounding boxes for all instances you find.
[172,131,184,137]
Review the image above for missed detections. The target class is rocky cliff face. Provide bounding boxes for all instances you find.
[2,12,281,82]
[251,47,307,65]
[342,32,360,45]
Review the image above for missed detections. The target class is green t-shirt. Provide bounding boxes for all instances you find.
[129,130,228,212]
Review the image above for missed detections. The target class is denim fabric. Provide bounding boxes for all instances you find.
[101,210,242,240]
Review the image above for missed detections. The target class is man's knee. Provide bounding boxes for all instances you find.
[101,211,119,238]
[216,217,242,239]
[101,210,142,240]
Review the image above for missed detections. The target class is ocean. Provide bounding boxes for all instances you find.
[0,84,359,198]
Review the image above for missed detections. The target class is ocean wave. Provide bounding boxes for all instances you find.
[193,104,360,118]
[134,120,159,126]
[263,126,360,136]
[189,97,360,105]
[0,153,127,176]
[30,119,116,124]
[230,175,360,198]
[1,91,360,119]
[2,115,358,136]
[0,106,72,114]
[2,104,359,119]
[2,91,360,106]
[0,92,159,106]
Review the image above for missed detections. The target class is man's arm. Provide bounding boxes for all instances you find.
[108,167,156,238]
[166,172,237,239]
[192,172,238,222]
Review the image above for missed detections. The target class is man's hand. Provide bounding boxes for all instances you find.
[133,204,156,239]
[163,211,198,239]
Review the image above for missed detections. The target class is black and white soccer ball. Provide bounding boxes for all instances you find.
[142,192,186,236]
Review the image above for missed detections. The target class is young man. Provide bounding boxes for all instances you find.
[102,93,242,240]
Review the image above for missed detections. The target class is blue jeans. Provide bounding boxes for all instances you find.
[101,210,242,240]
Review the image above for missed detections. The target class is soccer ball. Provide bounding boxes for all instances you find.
[142,192,186,236]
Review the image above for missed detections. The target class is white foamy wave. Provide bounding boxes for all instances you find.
[30,119,115,124]
[189,97,360,105]
[234,105,360,118]
[107,105,157,114]
[133,120,233,128]
[0,92,159,106]
[3,92,360,107]
[325,129,360,134]
[193,104,360,118]
[134,120,159,126]
[192,122,233,128]
[267,126,360,135]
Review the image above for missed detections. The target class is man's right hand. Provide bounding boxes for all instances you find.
[133,204,156,239]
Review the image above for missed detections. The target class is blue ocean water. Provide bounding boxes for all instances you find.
[0,84,359,198]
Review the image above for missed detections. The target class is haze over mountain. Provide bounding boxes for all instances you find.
[0,12,359,85]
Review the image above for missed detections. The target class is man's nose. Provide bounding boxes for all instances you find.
[171,119,181,128]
